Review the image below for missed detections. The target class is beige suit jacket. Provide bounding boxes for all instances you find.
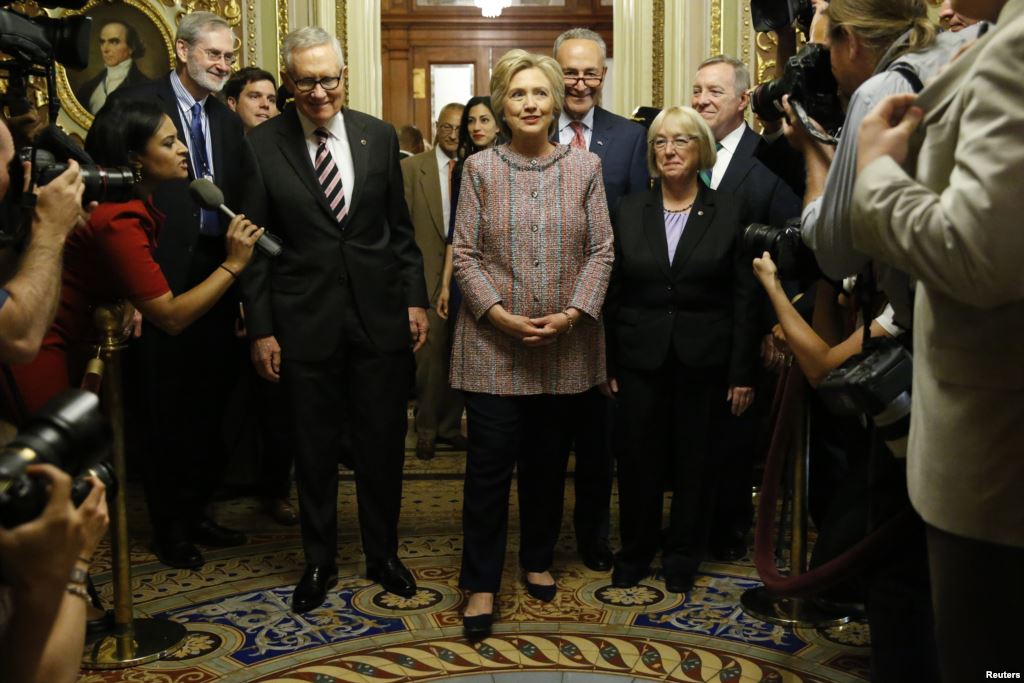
[401,150,449,306]
[851,0,1024,547]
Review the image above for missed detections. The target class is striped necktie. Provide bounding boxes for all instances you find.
[314,128,347,224]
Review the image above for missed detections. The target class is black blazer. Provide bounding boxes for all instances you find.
[109,73,254,294]
[589,107,650,214]
[717,125,801,230]
[606,183,761,386]
[239,107,428,361]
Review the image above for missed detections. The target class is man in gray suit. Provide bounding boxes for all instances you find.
[853,2,1023,678]
[553,28,648,573]
[402,102,467,461]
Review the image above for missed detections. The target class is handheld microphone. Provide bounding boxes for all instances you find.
[188,178,282,258]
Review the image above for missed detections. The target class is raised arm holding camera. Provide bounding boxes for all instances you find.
[0,120,88,365]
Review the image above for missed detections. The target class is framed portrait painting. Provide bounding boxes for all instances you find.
[55,0,175,129]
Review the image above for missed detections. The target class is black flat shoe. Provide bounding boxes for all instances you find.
[462,611,493,640]
[85,610,114,644]
[188,518,246,547]
[367,557,417,598]
[523,575,556,603]
[292,564,338,613]
[151,538,204,569]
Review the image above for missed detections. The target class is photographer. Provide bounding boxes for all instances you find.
[3,99,262,420]
[0,119,88,364]
[0,464,109,683]
[852,0,1023,678]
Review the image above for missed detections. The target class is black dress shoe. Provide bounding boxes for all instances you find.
[415,439,435,461]
[664,570,695,594]
[437,433,470,450]
[523,575,556,603]
[85,610,114,644]
[463,611,493,640]
[188,518,246,547]
[151,538,204,569]
[611,562,648,588]
[580,541,614,572]
[711,530,748,561]
[367,557,417,598]
[292,564,338,613]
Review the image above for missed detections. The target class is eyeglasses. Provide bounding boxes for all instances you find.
[291,75,342,92]
[437,123,458,134]
[652,135,697,151]
[191,45,236,66]
[563,73,603,88]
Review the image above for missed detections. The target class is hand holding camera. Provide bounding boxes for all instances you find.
[31,160,91,246]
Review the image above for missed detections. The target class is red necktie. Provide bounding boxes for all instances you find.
[570,121,587,150]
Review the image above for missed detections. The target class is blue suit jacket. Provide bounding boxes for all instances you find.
[587,107,649,215]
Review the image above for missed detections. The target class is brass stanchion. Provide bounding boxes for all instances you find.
[82,303,187,669]
[740,396,851,628]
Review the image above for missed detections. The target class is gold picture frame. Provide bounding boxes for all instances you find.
[54,0,175,130]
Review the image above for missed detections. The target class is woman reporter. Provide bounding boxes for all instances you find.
[450,50,613,639]
[605,106,759,593]
[5,98,263,417]
[436,95,500,321]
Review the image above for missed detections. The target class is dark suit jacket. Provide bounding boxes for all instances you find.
[109,73,253,294]
[239,107,427,361]
[589,107,649,214]
[717,125,801,230]
[606,183,760,387]
[75,61,151,114]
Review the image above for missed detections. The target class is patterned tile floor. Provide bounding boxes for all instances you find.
[77,442,871,683]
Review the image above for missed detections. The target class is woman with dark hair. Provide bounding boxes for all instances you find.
[5,98,262,418]
[435,95,500,321]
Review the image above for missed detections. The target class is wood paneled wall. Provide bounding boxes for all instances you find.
[381,0,612,136]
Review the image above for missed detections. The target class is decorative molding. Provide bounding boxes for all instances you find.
[246,0,257,65]
[337,0,348,106]
[754,31,777,85]
[710,0,722,56]
[652,0,663,108]
[741,0,752,67]
[276,0,289,76]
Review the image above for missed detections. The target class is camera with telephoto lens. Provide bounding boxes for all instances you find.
[0,390,115,529]
[750,43,845,136]
[751,0,816,35]
[817,337,912,457]
[743,218,821,284]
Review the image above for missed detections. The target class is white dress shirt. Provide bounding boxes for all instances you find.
[436,144,455,230]
[298,109,355,207]
[88,58,132,114]
[557,108,595,149]
[710,122,746,190]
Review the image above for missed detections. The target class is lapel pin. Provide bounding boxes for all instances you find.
[698,210,704,216]
[596,140,604,146]
[360,139,367,145]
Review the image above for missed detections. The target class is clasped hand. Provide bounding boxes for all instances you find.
[487,305,571,347]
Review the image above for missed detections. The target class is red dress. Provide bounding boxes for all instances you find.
[5,199,171,419]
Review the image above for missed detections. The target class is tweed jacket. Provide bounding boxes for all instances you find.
[450,144,614,396]
[851,1,1024,547]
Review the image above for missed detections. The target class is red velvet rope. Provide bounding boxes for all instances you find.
[751,364,916,597]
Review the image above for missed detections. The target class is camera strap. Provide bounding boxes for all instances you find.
[889,64,925,94]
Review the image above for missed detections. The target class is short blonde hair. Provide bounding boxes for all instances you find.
[646,106,717,177]
[490,49,565,139]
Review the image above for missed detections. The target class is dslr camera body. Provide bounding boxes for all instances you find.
[743,217,821,285]
[0,390,115,528]
[817,337,913,457]
[750,43,846,137]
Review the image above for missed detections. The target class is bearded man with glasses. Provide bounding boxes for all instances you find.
[108,11,260,570]
[239,26,428,614]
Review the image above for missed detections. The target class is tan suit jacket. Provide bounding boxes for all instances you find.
[851,0,1024,547]
[401,150,448,306]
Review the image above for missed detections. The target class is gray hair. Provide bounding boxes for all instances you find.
[175,11,231,45]
[553,27,607,61]
[282,26,345,73]
[697,55,751,94]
